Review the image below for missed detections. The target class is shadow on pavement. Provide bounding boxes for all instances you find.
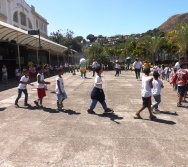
[95,112,123,124]
[160,111,179,116]
[20,105,39,110]
[0,107,6,111]
[62,109,81,115]
[0,82,18,92]
[43,107,60,113]
[145,118,176,125]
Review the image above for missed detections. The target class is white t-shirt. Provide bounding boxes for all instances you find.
[115,63,120,69]
[133,61,142,69]
[92,61,98,68]
[158,68,163,75]
[153,66,158,71]
[2,68,7,76]
[56,76,65,94]
[164,67,169,74]
[94,75,102,89]
[15,69,20,76]
[175,62,180,70]
[37,73,45,88]
[141,75,152,97]
[152,80,163,95]
[18,75,29,89]
[65,63,68,67]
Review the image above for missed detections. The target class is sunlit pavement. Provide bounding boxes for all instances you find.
[0,70,187,166]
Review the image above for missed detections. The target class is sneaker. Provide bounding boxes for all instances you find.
[39,105,43,108]
[104,108,114,113]
[153,108,160,114]
[34,100,39,107]
[56,107,62,112]
[15,104,19,108]
[177,103,185,107]
[150,115,157,119]
[87,109,95,114]
[24,103,30,107]
[60,103,64,108]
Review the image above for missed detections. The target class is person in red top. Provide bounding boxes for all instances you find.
[173,62,188,107]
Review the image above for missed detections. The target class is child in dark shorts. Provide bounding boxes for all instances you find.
[172,62,188,107]
[135,68,156,119]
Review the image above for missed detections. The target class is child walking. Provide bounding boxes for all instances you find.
[135,68,156,119]
[151,71,164,114]
[87,66,113,114]
[34,66,50,108]
[56,68,67,111]
[15,69,33,107]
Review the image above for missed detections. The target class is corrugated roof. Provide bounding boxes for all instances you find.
[0,21,68,53]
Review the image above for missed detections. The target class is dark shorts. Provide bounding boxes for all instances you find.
[142,96,151,108]
[185,84,188,92]
[37,88,46,99]
[177,86,186,97]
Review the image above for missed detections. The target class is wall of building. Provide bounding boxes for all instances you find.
[0,0,48,37]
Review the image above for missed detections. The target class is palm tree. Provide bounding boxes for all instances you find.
[174,22,188,59]
[140,35,165,64]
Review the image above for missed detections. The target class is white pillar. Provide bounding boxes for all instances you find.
[16,33,21,70]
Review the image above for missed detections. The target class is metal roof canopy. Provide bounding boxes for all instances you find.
[0,21,68,53]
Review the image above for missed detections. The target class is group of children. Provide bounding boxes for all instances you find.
[14,60,188,118]
[14,66,67,112]
[136,61,188,119]
[136,68,164,119]
[14,64,114,114]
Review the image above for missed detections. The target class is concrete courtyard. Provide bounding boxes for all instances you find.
[0,70,187,167]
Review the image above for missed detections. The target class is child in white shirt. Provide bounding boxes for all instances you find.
[136,68,156,119]
[151,71,164,113]
[88,66,113,114]
[56,68,67,111]
[15,69,33,107]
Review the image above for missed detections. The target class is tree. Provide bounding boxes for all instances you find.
[87,45,110,64]
[86,34,97,43]
[73,36,84,43]
[174,22,188,59]
[49,29,83,52]
[140,35,165,64]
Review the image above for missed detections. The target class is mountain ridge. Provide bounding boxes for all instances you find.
[158,13,188,32]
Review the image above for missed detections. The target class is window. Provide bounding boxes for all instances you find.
[44,24,47,32]
[13,11,18,23]
[28,19,32,29]
[36,19,38,28]
[40,22,43,31]
[20,12,26,26]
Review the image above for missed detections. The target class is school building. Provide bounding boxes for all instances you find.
[0,0,72,78]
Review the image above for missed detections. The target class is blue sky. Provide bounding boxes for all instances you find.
[26,0,188,38]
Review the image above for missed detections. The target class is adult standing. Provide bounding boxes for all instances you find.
[92,59,98,77]
[133,58,142,81]
[114,60,120,77]
[175,56,185,71]
[2,64,8,85]
[28,59,33,68]
[64,62,68,73]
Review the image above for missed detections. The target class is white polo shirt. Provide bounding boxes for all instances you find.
[18,75,29,89]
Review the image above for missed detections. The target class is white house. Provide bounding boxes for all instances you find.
[0,0,48,37]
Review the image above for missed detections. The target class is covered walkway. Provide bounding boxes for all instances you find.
[0,21,68,69]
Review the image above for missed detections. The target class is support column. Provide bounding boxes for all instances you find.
[48,50,51,65]
[36,38,39,65]
[16,33,21,70]
[57,47,59,67]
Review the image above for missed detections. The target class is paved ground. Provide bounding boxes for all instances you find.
[0,70,188,167]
